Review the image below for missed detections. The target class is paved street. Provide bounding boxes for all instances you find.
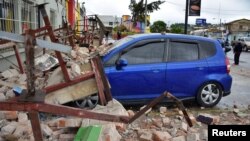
[217,50,250,108]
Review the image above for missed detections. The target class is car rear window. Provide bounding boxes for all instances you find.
[199,41,216,59]
[169,41,199,62]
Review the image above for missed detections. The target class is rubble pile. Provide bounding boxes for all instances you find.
[120,107,250,141]
[0,43,250,140]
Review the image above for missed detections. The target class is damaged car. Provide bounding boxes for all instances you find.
[102,33,233,107]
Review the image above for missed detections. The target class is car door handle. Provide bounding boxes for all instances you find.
[152,69,160,73]
[197,67,205,70]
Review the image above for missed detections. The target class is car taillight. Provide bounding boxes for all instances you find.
[225,57,230,73]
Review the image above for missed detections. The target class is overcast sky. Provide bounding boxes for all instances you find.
[81,0,250,25]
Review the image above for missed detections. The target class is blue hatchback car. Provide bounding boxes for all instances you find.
[102,33,232,107]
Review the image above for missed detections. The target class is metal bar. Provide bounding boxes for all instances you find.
[0,31,24,43]
[0,31,72,53]
[166,93,193,127]
[54,26,66,32]
[33,26,49,33]
[25,30,36,96]
[0,102,129,123]
[36,39,71,54]
[55,51,71,82]
[128,92,168,123]
[64,24,75,48]
[44,72,95,93]
[94,57,112,101]
[91,59,107,105]
[38,4,72,82]
[184,0,189,34]
[35,32,49,38]
[13,45,24,74]
[28,111,43,141]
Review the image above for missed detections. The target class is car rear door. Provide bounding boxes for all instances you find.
[104,39,167,100]
[165,39,208,98]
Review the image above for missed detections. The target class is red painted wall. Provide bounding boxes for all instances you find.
[68,0,75,28]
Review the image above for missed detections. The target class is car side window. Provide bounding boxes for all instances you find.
[121,42,165,65]
[169,41,199,62]
[199,41,216,59]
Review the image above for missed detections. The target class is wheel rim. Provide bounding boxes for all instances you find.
[75,94,99,109]
[201,84,220,105]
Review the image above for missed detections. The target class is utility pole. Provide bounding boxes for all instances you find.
[145,0,148,33]
[184,0,189,34]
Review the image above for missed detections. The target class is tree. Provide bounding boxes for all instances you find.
[129,0,165,27]
[113,25,128,32]
[170,24,183,34]
[150,20,166,33]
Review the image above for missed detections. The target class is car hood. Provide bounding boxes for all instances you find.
[245,41,250,46]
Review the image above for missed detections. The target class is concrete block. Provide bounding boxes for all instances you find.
[152,130,172,141]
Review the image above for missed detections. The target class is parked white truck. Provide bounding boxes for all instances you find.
[231,37,250,52]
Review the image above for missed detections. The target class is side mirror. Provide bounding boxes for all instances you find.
[224,46,231,53]
[116,58,128,70]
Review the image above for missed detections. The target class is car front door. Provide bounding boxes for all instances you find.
[104,39,167,100]
[165,39,208,98]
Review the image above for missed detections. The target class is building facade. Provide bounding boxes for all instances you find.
[0,0,85,34]
[225,18,250,41]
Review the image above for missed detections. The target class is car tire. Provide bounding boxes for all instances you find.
[74,94,99,109]
[244,45,248,52]
[196,82,222,107]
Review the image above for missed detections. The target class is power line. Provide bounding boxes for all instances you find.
[165,0,250,12]
[165,1,250,15]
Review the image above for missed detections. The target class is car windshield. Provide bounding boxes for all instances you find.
[107,36,134,52]
[245,37,250,41]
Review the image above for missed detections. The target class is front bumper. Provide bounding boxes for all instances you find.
[223,90,231,97]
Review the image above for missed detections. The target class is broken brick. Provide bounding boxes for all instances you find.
[152,130,172,141]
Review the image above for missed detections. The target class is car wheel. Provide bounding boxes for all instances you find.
[197,83,222,107]
[74,94,99,109]
[244,46,248,52]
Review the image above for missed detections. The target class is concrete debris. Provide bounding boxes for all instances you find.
[159,106,167,114]
[233,108,240,114]
[199,129,208,140]
[127,110,135,117]
[172,136,186,141]
[17,74,27,85]
[70,62,82,78]
[152,118,163,128]
[47,117,82,128]
[2,111,18,120]
[41,124,53,137]
[5,90,15,99]
[1,122,17,135]
[1,69,19,79]
[162,117,171,126]
[58,134,75,141]
[0,86,8,93]
[100,124,122,141]
[152,130,172,141]
[138,130,153,141]
[81,99,128,131]
[180,122,188,132]
[0,120,8,128]
[0,93,6,101]
[13,122,32,138]
[187,133,199,141]
[17,112,28,123]
[46,67,65,86]
[35,54,59,71]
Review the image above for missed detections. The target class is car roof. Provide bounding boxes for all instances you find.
[128,33,215,42]
[103,33,218,62]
